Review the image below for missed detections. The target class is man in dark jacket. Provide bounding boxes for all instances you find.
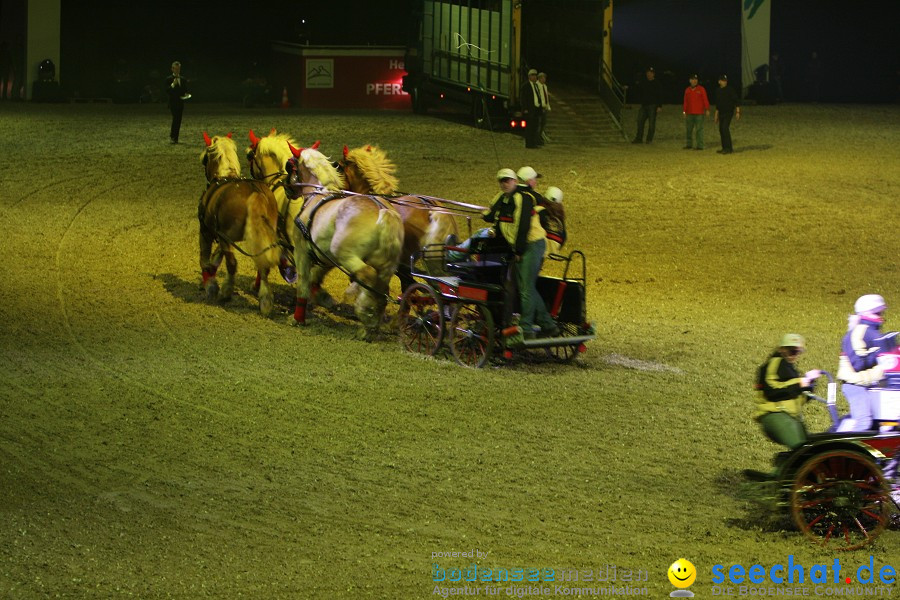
[632,67,663,144]
[519,68,544,149]
[165,61,189,144]
[714,74,741,154]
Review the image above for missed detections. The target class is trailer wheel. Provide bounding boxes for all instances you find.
[448,303,494,368]
[790,450,890,551]
[398,283,444,356]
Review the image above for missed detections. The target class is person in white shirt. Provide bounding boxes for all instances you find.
[538,72,551,144]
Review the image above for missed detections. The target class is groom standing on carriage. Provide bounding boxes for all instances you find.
[165,61,189,144]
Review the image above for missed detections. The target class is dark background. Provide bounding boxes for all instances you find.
[2,0,898,103]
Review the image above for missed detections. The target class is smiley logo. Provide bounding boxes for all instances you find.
[668,558,696,588]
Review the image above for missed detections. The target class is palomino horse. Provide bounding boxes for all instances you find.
[339,144,458,287]
[283,144,404,339]
[246,129,338,308]
[198,132,280,317]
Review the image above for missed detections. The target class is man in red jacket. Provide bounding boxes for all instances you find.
[682,74,710,150]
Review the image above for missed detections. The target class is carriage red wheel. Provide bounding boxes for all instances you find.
[544,322,581,363]
[790,450,890,551]
[448,303,494,368]
[397,283,444,356]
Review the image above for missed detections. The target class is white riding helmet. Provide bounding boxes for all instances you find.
[516,166,541,182]
[545,186,563,203]
[496,168,517,180]
[854,294,886,314]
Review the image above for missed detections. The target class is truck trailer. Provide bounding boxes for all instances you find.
[402,0,618,133]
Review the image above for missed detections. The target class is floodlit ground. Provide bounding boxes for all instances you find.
[0,101,898,597]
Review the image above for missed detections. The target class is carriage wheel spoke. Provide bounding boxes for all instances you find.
[806,514,825,528]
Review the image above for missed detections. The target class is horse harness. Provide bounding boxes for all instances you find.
[197,177,282,259]
[293,190,399,303]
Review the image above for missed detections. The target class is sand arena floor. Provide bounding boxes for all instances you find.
[0,101,898,597]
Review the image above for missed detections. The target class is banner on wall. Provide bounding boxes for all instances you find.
[741,0,771,92]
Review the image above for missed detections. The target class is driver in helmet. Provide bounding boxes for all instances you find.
[753,333,822,449]
[836,294,899,432]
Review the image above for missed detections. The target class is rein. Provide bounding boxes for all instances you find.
[287,182,486,219]
[292,186,401,305]
[198,177,282,259]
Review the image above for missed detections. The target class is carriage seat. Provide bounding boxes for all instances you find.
[445,259,507,283]
[443,235,511,283]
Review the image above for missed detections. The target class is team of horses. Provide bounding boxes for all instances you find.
[200,129,457,339]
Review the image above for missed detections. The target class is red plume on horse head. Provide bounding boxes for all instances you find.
[249,129,261,149]
[343,145,349,160]
[288,141,321,158]
[203,131,212,147]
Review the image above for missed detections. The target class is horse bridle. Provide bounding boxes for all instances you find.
[246,148,286,183]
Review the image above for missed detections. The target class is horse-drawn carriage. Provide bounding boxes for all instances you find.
[766,371,900,550]
[239,131,596,362]
[396,234,596,367]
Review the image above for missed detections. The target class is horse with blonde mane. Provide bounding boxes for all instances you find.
[340,144,459,286]
[283,143,404,339]
[247,129,341,308]
[198,132,280,317]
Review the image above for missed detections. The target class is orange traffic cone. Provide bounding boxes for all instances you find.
[280,86,290,109]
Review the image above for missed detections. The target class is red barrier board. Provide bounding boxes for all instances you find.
[272,44,410,110]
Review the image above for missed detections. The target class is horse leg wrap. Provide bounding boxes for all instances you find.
[294,298,308,323]
[254,273,261,292]
[202,268,216,285]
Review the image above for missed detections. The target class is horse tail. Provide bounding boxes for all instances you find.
[375,207,405,284]
[245,190,281,272]
[422,212,457,275]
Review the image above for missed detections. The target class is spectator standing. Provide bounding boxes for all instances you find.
[632,66,663,144]
[682,74,710,150]
[714,74,741,154]
[518,68,544,149]
[165,61,190,144]
[538,72,551,144]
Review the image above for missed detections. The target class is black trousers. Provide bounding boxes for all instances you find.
[525,107,543,148]
[169,101,184,142]
[634,105,657,142]
[718,112,733,151]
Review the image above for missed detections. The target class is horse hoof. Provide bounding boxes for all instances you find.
[288,315,307,327]
[259,296,274,318]
[206,281,219,301]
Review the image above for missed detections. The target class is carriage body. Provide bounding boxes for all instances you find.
[397,236,595,367]
[769,376,900,551]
